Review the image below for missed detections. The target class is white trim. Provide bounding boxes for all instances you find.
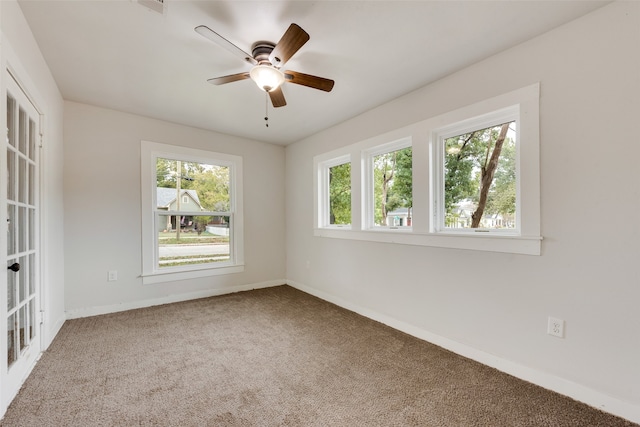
[287,280,640,425]
[314,228,541,255]
[141,263,244,285]
[66,280,285,319]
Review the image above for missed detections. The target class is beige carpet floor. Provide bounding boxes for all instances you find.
[1,285,637,426]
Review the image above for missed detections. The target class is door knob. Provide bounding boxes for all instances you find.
[7,263,20,272]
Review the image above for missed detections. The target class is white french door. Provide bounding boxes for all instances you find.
[2,72,41,401]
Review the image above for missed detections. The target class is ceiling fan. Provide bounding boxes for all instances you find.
[195,23,334,108]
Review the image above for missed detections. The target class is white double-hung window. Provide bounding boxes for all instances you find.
[141,141,244,284]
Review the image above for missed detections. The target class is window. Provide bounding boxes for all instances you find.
[141,141,244,284]
[434,107,518,234]
[317,155,351,228]
[313,83,540,255]
[364,139,412,229]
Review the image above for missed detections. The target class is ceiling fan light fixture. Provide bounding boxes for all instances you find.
[250,64,285,92]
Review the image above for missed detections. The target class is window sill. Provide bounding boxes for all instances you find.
[313,228,541,255]
[142,264,245,285]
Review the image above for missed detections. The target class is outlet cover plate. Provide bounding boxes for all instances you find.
[547,316,565,338]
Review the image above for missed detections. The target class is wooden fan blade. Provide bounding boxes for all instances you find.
[207,73,251,85]
[195,25,257,65]
[269,23,310,67]
[268,87,287,108]
[284,70,334,92]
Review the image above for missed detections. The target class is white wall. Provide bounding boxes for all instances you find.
[63,102,286,316]
[286,1,640,422]
[1,0,66,349]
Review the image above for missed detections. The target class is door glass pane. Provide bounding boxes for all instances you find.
[7,205,15,255]
[18,108,27,155]
[7,150,15,201]
[19,305,26,351]
[18,255,27,303]
[18,206,26,253]
[29,118,36,161]
[29,163,35,205]
[18,157,26,203]
[29,253,35,296]
[29,299,36,341]
[7,261,16,310]
[28,208,35,250]
[7,313,16,367]
[7,95,16,147]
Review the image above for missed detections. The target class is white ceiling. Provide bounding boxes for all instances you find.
[18,0,609,145]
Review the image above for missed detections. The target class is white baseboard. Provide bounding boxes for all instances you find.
[65,280,285,319]
[286,280,640,425]
[44,314,66,349]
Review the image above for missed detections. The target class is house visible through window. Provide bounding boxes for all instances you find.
[141,141,244,284]
[155,157,232,268]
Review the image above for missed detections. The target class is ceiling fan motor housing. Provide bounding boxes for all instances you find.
[251,42,276,65]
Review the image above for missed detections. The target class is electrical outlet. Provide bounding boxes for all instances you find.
[547,316,565,338]
[108,270,118,282]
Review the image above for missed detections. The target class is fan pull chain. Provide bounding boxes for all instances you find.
[264,92,269,128]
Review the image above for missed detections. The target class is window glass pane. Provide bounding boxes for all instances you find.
[444,121,516,230]
[157,214,230,268]
[372,147,412,227]
[156,158,230,213]
[328,162,351,225]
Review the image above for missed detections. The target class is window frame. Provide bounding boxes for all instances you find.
[141,141,244,285]
[362,137,413,231]
[432,106,520,235]
[313,83,541,255]
[315,154,352,229]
